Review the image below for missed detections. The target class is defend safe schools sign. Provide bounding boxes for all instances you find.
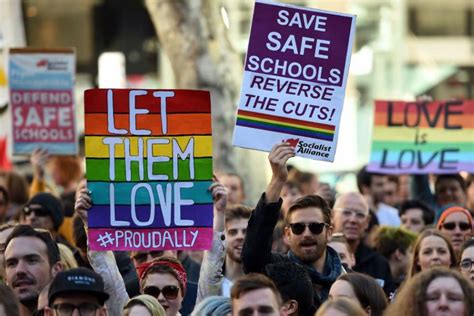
[9,48,77,154]
[368,100,474,174]
[233,0,356,161]
[85,89,213,251]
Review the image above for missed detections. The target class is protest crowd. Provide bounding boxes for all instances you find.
[1,1,474,316]
[0,141,473,316]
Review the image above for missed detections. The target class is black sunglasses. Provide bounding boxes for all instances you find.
[23,206,50,217]
[288,222,328,235]
[442,222,471,231]
[143,285,180,300]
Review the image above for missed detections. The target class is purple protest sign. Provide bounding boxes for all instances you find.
[233,0,356,162]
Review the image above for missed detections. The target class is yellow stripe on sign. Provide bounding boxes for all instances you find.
[372,127,474,142]
[85,136,213,158]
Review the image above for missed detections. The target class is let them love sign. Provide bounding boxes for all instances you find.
[9,48,77,154]
[368,100,474,174]
[233,0,356,161]
[85,89,213,251]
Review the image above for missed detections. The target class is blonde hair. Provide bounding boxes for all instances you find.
[58,243,78,270]
[123,294,165,316]
[316,297,366,316]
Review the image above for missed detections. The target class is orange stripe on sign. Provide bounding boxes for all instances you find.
[374,112,474,129]
[84,113,212,136]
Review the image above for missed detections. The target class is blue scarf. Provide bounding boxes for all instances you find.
[287,246,342,301]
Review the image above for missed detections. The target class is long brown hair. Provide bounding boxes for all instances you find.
[385,267,474,316]
[407,229,456,279]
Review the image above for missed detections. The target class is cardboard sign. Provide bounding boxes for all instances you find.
[9,48,77,154]
[233,0,356,161]
[84,89,213,251]
[368,100,474,174]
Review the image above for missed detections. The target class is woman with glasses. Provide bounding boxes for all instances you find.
[137,256,186,316]
[407,229,457,280]
[437,206,473,256]
[460,239,474,284]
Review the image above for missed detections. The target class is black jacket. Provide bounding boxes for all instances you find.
[353,242,395,296]
[242,193,342,308]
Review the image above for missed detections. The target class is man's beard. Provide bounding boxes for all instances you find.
[19,293,39,311]
[294,240,326,264]
[226,247,242,263]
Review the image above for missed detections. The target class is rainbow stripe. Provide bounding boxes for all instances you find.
[236,110,335,142]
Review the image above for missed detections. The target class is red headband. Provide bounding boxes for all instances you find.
[437,206,473,230]
[138,259,187,295]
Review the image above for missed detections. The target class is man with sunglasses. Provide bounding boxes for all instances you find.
[242,143,342,309]
[44,267,109,316]
[19,193,71,249]
[332,192,395,295]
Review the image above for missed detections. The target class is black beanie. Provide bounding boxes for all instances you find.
[27,192,64,230]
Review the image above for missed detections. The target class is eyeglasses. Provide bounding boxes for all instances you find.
[52,303,100,316]
[143,285,180,300]
[441,222,471,231]
[336,208,367,220]
[132,250,164,264]
[460,259,474,271]
[288,222,328,235]
[23,206,50,217]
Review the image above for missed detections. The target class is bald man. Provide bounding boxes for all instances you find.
[332,192,395,295]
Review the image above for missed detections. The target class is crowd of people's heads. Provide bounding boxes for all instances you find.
[0,150,473,316]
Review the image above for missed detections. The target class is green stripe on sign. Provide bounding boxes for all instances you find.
[86,157,213,181]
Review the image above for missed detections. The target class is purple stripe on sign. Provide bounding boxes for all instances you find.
[88,227,213,251]
[87,204,213,228]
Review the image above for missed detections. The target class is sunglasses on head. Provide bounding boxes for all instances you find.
[288,222,328,235]
[23,206,50,217]
[442,222,471,231]
[143,285,180,300]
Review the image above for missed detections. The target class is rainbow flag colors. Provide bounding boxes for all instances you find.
[368,100,474,174]
[236,110,335,142]
[84,89,213,251]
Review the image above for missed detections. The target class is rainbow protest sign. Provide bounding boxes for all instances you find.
[368,100,474,174]
[233,0,356,161]
[9,48,77,154]
[84,89,213,251]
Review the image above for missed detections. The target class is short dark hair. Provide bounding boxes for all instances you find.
[0,283,19,316]
[286,195,331,225]
[435,174,467,192]
[225,204,251,223]
[4,224,60,266]
[231,273,282,305]
[337,273,388,316]
[356,165,385,193]
[399,200,435,225]
[373,226,417,258]
[265,262,315,315]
